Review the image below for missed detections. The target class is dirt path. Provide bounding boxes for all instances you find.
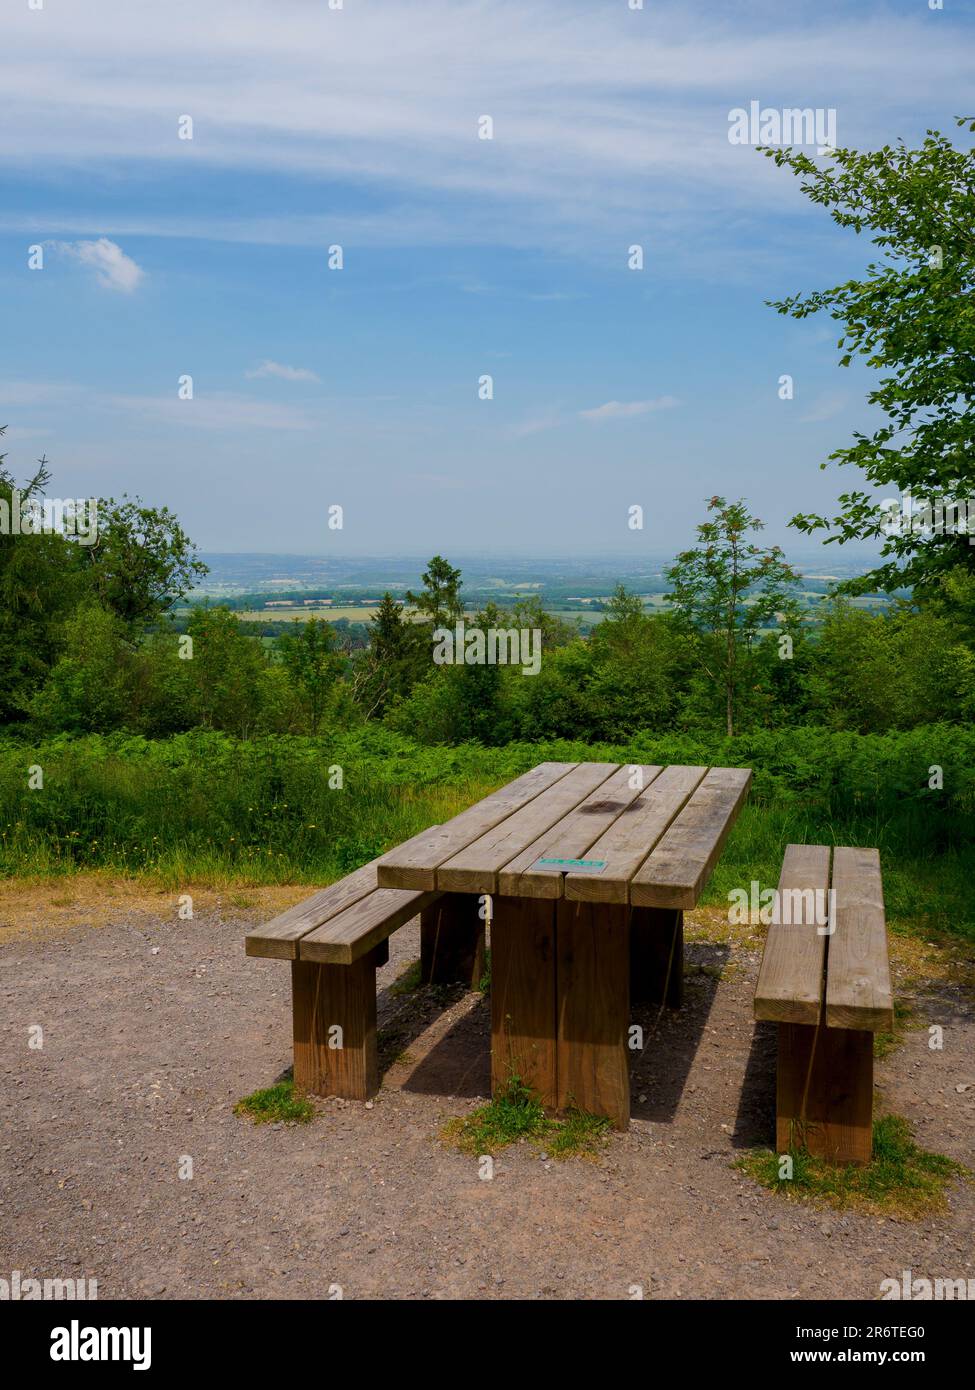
[1,890,972,1300]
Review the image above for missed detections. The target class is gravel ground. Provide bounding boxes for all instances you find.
[1,895,972,1301]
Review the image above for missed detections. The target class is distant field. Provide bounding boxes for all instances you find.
[238,606,384,622]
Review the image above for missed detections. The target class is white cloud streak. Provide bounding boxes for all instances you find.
[579,397,680,422]
[49,239,145,292]
[245,360,320,383]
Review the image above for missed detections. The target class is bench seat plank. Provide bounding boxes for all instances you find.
[564,764,708,904]
[497,764,664,899]
[826,846,894,1032]
[375,762,577,889]
[299,886,442,965]
[754,844,830,1025]
[629,767,752,909]
[437,762,618,893]
[245,861,379,961]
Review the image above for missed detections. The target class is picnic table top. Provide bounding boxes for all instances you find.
[376,761,752,909]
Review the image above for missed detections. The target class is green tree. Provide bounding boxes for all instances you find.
[353,592,419,718]
[765,119,975,595]
[666,498,802,736]
[30,601,136,733]
[84,494,208,629]
[184,606,267,737]
[406,555,463,628]
[0,440,88,721]
[276,617,343,734]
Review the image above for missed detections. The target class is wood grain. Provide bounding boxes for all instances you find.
[298,887,441,965]
[438,762,617,893]
[490,895,558,1109]
[564,765,708,904]
[777,1021,874,1165]
[556,899,631,1130]
[375,763,577,889]
[291,953,379,1100]
[497,764,663,899]
[754,843,831,1025]
[826,846,893,1032]
[629,766,752,909]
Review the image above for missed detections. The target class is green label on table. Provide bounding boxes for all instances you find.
[533,856,608,874]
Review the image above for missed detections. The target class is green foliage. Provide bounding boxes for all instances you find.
[666,498,803,735]
[765,120,975,593]
[442,1076,610,1160]
[234,1080,315,1125]
[405,554,463,627]
[738,1114,969,1218]
[275,617,343,734]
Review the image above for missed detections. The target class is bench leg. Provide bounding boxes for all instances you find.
[777,1022,873,1165]
[490,896,557,1109]
[556,900,630,1130]
[630,907,683,1009]
[291,951,379,1101]
[420,893,485,989]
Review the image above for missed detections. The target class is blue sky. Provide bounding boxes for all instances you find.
[2,0,972,557]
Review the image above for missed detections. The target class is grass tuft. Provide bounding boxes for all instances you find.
[738,1114,969,1218]
[442,1076,610,1161]
[233,1080,315,1125]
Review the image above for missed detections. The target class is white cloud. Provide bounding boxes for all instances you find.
[579,397,679,422]
[0,2,968,257]
[101,392,317,432]
[50,238,145,293]
[245,360,320,383]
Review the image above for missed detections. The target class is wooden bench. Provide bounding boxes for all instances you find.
[754,844,893,1165]
[245,831,486,1101]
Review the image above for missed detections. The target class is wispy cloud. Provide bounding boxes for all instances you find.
[245,360,320,383]
[579,396,679,423]
[798,390,849,424]
[103,392,317,431]
[2,2,969,258]
[49,238,145,293]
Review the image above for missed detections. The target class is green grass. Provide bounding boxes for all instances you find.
[738,1114,969,1218]
[1,725,973,948]
[233,1080,315,1125]
[873,1000,914,1060]
[442,1076,610,1161]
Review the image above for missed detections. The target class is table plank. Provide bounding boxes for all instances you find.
[754,843,831,1025]
[564,764,709,904]
[497,764,664,899]
[375,762,577,889]
[826,846,893,1032]
[629,766,752,909]
[437,762,618,892]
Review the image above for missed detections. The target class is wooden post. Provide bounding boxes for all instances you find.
[420,892,485,989]
[556,900,631,1130]
[777,1021,874,1165]
[291,950,380,1101]
[630,906,683,1009]
[490,896,557,1109]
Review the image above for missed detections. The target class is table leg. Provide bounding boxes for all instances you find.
[630,906,683,1009]
[556,900,630,1130]
[420,892,485,989]
[490,895,557,1108]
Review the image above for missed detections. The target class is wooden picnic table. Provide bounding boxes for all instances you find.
[377,761,751,1129]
